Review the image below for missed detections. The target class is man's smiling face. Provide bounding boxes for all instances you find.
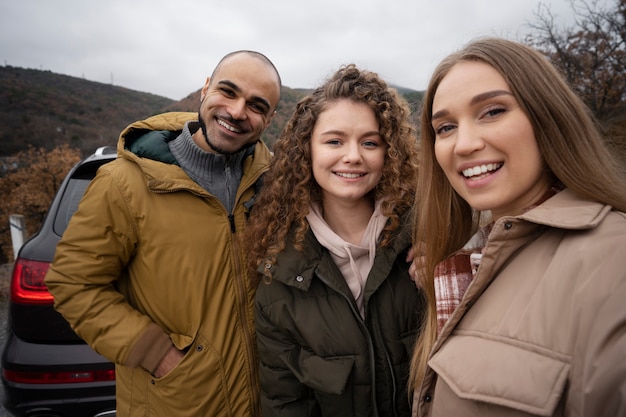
[196,53,280,155]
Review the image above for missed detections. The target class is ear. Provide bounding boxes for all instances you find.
[265,110,277,128]
[200,77,211,101]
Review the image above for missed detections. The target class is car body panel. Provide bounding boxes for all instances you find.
[2,146,118,417]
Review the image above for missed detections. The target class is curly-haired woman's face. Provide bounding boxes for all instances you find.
[310,99,385,207]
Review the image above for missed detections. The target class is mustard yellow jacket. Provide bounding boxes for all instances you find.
[45,112,271,417]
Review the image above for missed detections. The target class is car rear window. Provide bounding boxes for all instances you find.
[53,178,92,236]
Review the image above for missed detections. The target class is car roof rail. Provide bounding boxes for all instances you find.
[94,146,117,156]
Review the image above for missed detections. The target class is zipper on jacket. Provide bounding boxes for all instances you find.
[229,207,262,416]
[225,162,233,214]
[317,271,380,417]
[228,214,236,233]
[225,160,238,233]
[369,306,398,416]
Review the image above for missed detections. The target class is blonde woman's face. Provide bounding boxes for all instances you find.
[310,99,385,207]
[431,61,551,220]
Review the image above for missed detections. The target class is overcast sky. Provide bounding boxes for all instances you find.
[1,0,579,100]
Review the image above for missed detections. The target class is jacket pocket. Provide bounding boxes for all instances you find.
[279,347,355,395]
[149,334,231,415]
[429,333,570,416]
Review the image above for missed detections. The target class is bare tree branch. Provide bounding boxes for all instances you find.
[524,0,625,117]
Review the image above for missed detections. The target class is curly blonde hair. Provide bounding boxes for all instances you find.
[245,64,419,279]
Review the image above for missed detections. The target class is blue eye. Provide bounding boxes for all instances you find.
[363,140,379,148]
[434,124,455,136]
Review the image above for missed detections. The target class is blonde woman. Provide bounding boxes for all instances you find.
[410,37,626,416]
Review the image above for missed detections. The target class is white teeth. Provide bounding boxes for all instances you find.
[336,172,363,179]
[462,163,502,178]
[217,119,241,133]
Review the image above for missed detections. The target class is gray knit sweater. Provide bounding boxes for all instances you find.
[168,121,253,214]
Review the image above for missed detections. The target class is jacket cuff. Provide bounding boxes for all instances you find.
[125,323,172,374]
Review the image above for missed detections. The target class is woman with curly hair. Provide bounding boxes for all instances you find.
[246,64,425,417]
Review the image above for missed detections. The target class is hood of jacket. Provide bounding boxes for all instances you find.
[114,111,269,198]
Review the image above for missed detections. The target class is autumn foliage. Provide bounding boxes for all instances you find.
[0,144,82,261]
[523,0,626,175]
[525,0,625,118]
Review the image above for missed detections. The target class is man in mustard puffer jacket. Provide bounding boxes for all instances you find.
[45,51,281,417]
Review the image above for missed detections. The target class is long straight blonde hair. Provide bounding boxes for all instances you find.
[409,37,626,392]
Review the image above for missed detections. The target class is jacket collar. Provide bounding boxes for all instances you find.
[518,188,612,230]
[116,112,271,197]
[432,188,613,350]
[265,211,412,293]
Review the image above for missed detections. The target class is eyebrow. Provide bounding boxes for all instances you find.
[320,130,381,138]
[432,89,513,121]
[217,80,272,113]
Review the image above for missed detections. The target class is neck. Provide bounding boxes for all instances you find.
[321,198,375,245]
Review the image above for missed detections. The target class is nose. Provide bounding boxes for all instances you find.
[342,142,363,163]
[228,98,248,120]
[454,122,484,155]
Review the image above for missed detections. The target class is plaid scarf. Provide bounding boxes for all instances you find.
[434,182,565,333]
[433,227,490,333]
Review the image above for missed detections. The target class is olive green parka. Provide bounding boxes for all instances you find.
[45,112,271,417]
[255,216,425,417]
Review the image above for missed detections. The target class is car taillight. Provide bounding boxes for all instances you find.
[3,368,115,384]
[11,258,54,305]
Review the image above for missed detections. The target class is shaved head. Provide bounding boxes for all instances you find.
[211,50,282,95]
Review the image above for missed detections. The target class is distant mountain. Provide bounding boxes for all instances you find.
[0,65,423,159]
[0,66,174,157]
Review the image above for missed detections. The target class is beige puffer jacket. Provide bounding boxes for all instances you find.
[414,189,626,417]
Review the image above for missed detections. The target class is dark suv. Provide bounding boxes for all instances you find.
[2,146,117,417]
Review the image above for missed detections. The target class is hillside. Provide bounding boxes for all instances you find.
[0,66,319,159]
[0,67,315,159]
[3,65,625,165]
[0,66,174,157]
[0,66,424,163]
